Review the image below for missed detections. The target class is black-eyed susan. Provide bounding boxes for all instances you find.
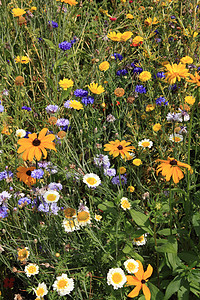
[17,128,56,162]
[126,260,153,299]
[104,140,135,159]
[107,268,127,290]
[156,157,192,184]
[16,166,36,187]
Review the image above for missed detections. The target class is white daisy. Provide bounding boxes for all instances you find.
[43,190,60,203]
[94,214,102,221]
[124,259,139,274]
[33,282,48,298]
[77,211,91,226]
[120,197,131,210]
[25,263,39,277]
[62,218,80,233]
[138,139,153,149]
[53,273,74,296]
[169,133,183,143]
[107,268,127,290]
[133,234,147,246]
[16,129,26,138]
[83,173,101,188]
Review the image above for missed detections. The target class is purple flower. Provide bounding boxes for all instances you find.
[50,203,60,215]
[45,105,59,114]
[116,69,128,76]
[48,182,63,190]
[0,170,13,181]
[56,118,69,127]
[38,161,49,168]
[155,97,168,106]
[64,101,72,109]
[113,53,123,61]
[81,96,94,106]
[135,85,146,94]
[22,106,31,111]
[104,168,116,177]
[0,205,8,219]
[2,90,9,96]
[166,112,183,122]
[0,105,4,112]
[59,41,72,51]
[18,197,31,206]
[111,175,127,185]
[74,89,88,97]
[38,202,50,213]
[133,67,143,74]
[179,126,187,134]
[48,21,58,28]
[156,72,165,79]
[31,169,44,179]
[0,191,11,204]
[94,154,110,168]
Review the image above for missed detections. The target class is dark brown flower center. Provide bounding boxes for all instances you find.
[32,138,41,146]
[141,279,146,284]
[26,170,32,176]
[117,145,123,150]
[170,159,177,166]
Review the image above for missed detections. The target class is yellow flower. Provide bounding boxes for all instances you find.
[77,211,91,226]
[15,56,30,64]
[69,100,83,110]
[186,72,200,86]
[120,31,133,42]
[1,125,12,135]
[146,104,155,112]
[88,82,105,94]
[17,247,30,262]
[126,13,134,19]
[95,214,102,221]
[180,56,193,64]
[120,197,131,210]
[127,186,135,193]
[193,32,198,38]
[12,8,26,17]
[185,96,195,105]
[119,167,126,174]
[139,71,151,82]
[153,123,161,132]
[59,78,74,90]
[104,140,135,159]
[30,6,37,11]
[165,63,189,85]
[99,61,110,71]
[56,0,78,5]
[144,17,158,26]
[131,36,143,46]
[132,159,142,166]
[107,31,122,42]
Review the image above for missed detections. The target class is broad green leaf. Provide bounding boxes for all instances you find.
[158,228,177,236]
[148,282,164,300]
[177,279,190,300]
[192,212,200,237]
[164,276,182,300]
[98,204,107,211]
[130,209,153,235]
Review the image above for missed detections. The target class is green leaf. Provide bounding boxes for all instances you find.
[43,38,57,50]
[130,209,153,235]
[98,204,107,211]
[148,282,164,300]
[158,228,177,236]
[177,279,190,300]
[53,57,68,74]
[192,212,200,237]
[156,236,177,254]
[164,276,182,300]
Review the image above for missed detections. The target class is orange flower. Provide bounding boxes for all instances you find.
[16,166,36,187]
[104,140,135,159]
[17,128,57,162]
[186,72,200,87]
[156,157,192,184]
[126,260,153,300]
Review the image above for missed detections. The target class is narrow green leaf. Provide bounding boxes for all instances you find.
[43,38,57,50]
[164,276,182,300]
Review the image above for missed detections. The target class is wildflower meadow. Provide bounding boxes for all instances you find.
[0,0,200,299]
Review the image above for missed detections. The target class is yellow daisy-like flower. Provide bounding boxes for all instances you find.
[88,82,105,94]
[107,31,122,42]
[120,31,133,42]
[12,8,26,17]
[144,17,158,26]
[120,197,131,210]
[104,140,135,159]
[127,186,135,193]
[164,63,190,85]
[107,268,127,290]
[25,263,39,277]
[17,247,30,262]
[185,96,195,105]
[17,128,57,162]
[131,36,143,46]
[132,159,142,166]
[119,167,126,174]
[186,72,200,86]
[139,71,151,82]
[15,56,30,64]
[34,283,48,298]
[99,61,110,71]
[69,100,83,110]
[153,123,161,132]
[53,274,74,296]
[180,56,193,64]
[59,78,74,90]
[77,211,91,226]
[56,0,78,5]
[95,214,102,221]
[126,13,134,19]
[146,104,155,112]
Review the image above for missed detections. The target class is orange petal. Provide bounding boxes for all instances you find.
[35,147,42,161]
[127,283,142,298]
[165,167,173,182]
[126,275,140,286]
[38,128,48,140]
[135,261,144,281]
[17,139,32,146]
[41,142,57,151]
[27,147,36,162]
[142,284,151,300]
[41,134,55,142]
[143,264,153,280]
[40,146,47,159]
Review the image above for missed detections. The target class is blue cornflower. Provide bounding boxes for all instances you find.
[70,37,77,44]
[18,197,31,206]
[155,97,168,106]
[169,84,178,91]
[45,105,59,114]
[81,96,94,106]
[48,182,63,190]
[31,169,44,179]
[0,205,8,219]
[113,53,123,61]
[74,89,88,97]
[171,15,176,19]
[156,72,165,79]
[104,168,116,177]
[22,106,31,111]
[135,85,146,94]
[56,118,69,127]
[48,21,58,28]
[111,175,127,185]
[0,105,4,113]
[133,67,143,74]
[59,41,72,51]
[0,170,13,181]
[116,69,128,76]
[62,125,71,132]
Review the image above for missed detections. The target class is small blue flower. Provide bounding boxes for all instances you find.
[74,89,88,97]
[116,69,128,76]
[48,21,58,28]
[18,197,31,206]
[0,105,4,113]
[59,41,72,51]
[31,169,44,179]
[22,106,31,111]
[113,53,123,61]
[81,96,94,106]
[45,105,59,114]
[135,85,146,94]
[111,175,127,185]
[155,96,168,106]
[156,72,165,79]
